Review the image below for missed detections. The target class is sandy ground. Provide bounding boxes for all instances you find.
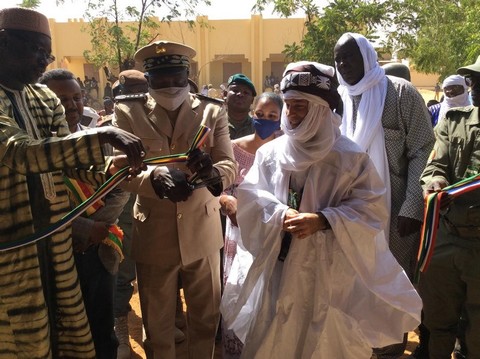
[127,281,420,359]
[127,283,223,358]
[418,89,437,104]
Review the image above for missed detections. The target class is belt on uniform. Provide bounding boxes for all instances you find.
[443,218,480,238]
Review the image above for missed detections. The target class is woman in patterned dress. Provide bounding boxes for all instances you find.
[220,92,283,358]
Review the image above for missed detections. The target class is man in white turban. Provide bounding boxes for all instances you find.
[334,32,435,358]
[221,61,421,359]
[429,74,471,126]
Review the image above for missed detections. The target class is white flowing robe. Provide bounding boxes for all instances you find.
[221,135,421,359]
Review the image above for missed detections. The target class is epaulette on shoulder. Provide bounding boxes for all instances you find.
[33,83,48,88]
[115,93,148,102]
[195,93,224,105]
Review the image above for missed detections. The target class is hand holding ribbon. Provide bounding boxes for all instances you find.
[415,174,480,283]
[97,126,147,177]
[186,148,223,196]
[150,167,193,202]
[0,125,212,252]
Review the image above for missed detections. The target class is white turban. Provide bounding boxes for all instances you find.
[278,61,341,171]
[442,75,468,89]
[336,33,391,239]
[438,75,471,123]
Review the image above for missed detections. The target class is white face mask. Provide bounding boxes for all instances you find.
[149,86,190,111]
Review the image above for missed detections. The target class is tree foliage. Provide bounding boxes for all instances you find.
[253,0,391,66]
[18,0,42,8]
[388,0,480,78]
[19,0,67,8]
[82,0,211,74]
[254,0,480,79]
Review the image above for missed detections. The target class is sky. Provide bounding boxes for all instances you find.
[0,0,299,21]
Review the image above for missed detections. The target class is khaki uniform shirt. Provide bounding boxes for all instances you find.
[421,105,480,246]
[114,93,236,266]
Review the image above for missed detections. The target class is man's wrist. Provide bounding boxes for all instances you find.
[316,212,331,230]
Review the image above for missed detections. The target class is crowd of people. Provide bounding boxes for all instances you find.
[1,5,480,359]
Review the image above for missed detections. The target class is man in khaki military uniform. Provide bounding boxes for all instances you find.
[419,55,480,359]
[113,41,236,359]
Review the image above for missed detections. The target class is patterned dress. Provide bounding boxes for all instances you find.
[223,143,255,282]
[222,142,255,358]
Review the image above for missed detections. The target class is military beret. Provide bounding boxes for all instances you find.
[227,73,257,96]
[118,69,146,87]
[0,7,51,38]
[134,40,196,72]
[112,69,148,96]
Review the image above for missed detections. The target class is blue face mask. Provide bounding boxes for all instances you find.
[253,118,280,140]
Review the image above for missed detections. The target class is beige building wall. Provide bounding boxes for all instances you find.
[45,15,307,96]
[45,15,438,98]
[410,69,440,90]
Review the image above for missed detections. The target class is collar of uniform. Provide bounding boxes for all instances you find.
[228,114,251,127]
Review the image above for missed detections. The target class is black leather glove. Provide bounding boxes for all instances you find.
[186,149,223,196]
[150,167,193,203]
[186,148,214,180]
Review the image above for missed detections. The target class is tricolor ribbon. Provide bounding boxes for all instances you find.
[64,176,104,216]
[414,173,480,283]
[0,125,211,252]
[104,224,124,261]
[64,177,125,257]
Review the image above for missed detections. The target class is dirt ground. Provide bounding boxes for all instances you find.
[127,281,420,359]
[127,283,223,358]
[418,89,436,104]
[126,281,145,358]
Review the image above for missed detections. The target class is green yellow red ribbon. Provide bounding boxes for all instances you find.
[414,173,480,283]
[64,176,104,216]
[0,125,211,251]
[104,224,124,261]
